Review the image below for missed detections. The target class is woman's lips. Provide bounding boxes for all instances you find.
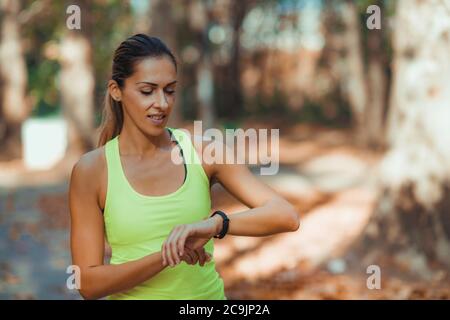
[146,114,166,126]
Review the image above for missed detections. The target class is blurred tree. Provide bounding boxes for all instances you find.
[89,1,134,126]
[215,0,253,123]
[226,0,249,120]
[329,0,389,147]
[147,0,184,127]
[22,0,62,120]
[189,0,215,128]
[59,0,95,152]
[363,0,389,148]
[361,0,450,275]
[0,0,29,159]
[340,1,370,145]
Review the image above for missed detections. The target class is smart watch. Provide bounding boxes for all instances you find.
[211,210,229,239]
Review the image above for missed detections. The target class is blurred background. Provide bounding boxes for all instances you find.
[1,0,450,299]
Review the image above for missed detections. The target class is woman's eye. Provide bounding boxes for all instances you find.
[141,91,153,95]
[165,90,175,95]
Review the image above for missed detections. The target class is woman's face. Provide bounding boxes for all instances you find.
[118,56,177,136]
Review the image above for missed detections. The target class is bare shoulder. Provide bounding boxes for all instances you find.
[72,146,106,176]
[70,146,107,193]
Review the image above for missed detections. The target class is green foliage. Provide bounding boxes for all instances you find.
[242,84,352,128]
[180,81,198,120]
[16,0,390,129]
[28,59,60,117]
[21,0,133,119]
[22,0,63,117]
[248,85,290,119]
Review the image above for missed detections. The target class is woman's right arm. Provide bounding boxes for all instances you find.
[69,151,168,300]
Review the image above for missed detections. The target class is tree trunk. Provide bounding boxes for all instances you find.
[364,0,389,148]
[361,0,450,277]
[196,52,215,129]
[59,32,95,152]
[340,0,368,143]
[58,1,95,153]
[0,0,28,159]
[340,0,388,148]
[148,0,183,127]
[182,0,216,128]
[226,0,247,121]
[190,0,215,128]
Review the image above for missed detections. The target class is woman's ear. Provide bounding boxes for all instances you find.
[108,80,122,102]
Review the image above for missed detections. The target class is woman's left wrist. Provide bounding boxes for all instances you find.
[210,214,223,237]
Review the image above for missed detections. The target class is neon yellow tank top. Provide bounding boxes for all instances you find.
[103,127,226,300]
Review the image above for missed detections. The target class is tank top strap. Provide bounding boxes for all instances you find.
[104,135,126,197]
[167,128,201,166]
[168,127,210,185]
[104,135,120,180]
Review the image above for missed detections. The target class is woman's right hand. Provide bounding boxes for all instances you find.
[178,247,211,266]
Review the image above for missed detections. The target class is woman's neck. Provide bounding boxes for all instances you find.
[118,124,171,157]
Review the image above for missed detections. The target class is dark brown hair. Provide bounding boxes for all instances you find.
[97,34,177,147]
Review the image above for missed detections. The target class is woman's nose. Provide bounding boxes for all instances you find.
[154,90,169,110]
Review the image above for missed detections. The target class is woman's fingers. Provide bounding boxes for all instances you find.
[196,248,206,266]
[180,247,212,267]
[172,226,189,264]
[182,248,195,265]
[197,248,213,266]
[191,249,200,265]
[164,229,180,267]
[176,228,191,259]
[165,225,188,267]
[188,249,198,265]
[163,224,214,268]
[163,238,175,267]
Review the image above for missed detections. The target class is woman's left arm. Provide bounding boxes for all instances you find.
[161,140,300,267]
[211,159,300,236]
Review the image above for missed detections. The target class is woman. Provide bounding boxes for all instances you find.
[69,34,300,300]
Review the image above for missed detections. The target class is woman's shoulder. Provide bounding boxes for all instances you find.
[69,145,108,212]
[71,145,107,186]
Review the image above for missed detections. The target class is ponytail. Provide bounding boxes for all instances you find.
[97,91,124,147]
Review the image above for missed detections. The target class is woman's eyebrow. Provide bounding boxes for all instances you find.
[136,80,177,86]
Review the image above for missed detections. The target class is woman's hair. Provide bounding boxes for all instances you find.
[97,34,177,147]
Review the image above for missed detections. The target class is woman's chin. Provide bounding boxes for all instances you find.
[143,121,169,136]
